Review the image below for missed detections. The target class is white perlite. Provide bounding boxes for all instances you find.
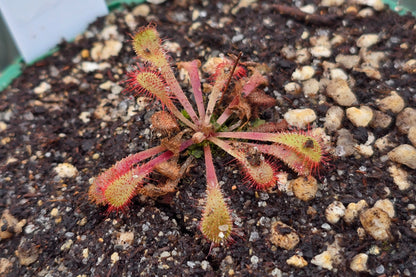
[302,78,320,97]
[54,163,78,178]
[326,79,357,106]
[374,199,395,218]
[284,108,317,129]
[350,253,369,272]
[388,165,412,191]
[360,207,391,241]
[270,221,300,250]
[388,144,416,169]
[324,106,344,132]
[325,201,346,224]
[286,255,308,268]
[344,200,368,224]
[290,176,318,201]
[311,236,343,271]
[292,66,315,81]
[346,106,373,127]
[376,91,405,114]
[356,34,380,48]
[320,0,345,7]
[396,107,416,134]
[335,54,360,69]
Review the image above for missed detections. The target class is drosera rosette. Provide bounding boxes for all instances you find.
[88,24,330,249]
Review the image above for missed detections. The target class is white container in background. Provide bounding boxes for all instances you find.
[0,0,108,63]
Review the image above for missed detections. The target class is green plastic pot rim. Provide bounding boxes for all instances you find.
[0,0,414,92]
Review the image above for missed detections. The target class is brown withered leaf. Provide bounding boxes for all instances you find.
[246,89,277,108]
[151,111,179,135]
[154,160,181,180]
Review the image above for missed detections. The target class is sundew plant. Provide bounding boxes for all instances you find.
[88,25,328,247]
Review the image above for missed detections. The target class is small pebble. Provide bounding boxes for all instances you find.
[350,253,369,272]
[370,110,392,129]
[321,223,331,230]
[250,255,259,265]
[269,221,300,250]
[201,260,210,270]
[403,59,416,73]
[286,255,308,268]
[408,127,416,147]
[358,8,374,17]
[284,82,301,95]
[160,251,170,258]
[374,199,395,218]
[330,68,348,80]
[375,265,385,274]
[60,239,73,251]
[290,176,318,201]
[124,13,137,30]
[344,200,368,224]
[300,4,316,14]
[62,76,80,85]
[0,121,7,132]
[356,34,380,48]
[15,240,39,266]
[50,208,59,217]
[111,252,120,264]
[360,207,391,240]
[388,144,416,169]
[0,210,26,239]
[296,48,311,64]
[82,248,89,259]
[396,108,416,134]
[368,245,381,255]
[292,66,315,81]
[101,25,119,40]
[78,111,91,124]
[320,0,345,7]
[355,144,374,157]
[346,106,373,127]
[81,61,110,72]
[336,128,357,156]
[116,231,134,247]
[0,258,13,276]
[377,91,405,114]
[310,46,331,58]
[335,54,360,69]
[311,250,333,270]
[326,78,357,106]
[356,66,381,80]
[283,108,316,129]
[34,82,51,94]
[99,80,115,91]
[324,106,344,132]
[54,163,78,178]
[132,4,150,17]
[361,50,385,69]
[354,0,384,11]
[302,78,319,97]
[325,201,346,224]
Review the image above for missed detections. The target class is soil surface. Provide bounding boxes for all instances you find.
[1,0,416,276]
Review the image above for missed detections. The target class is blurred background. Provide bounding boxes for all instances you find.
[0,0,415,72]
